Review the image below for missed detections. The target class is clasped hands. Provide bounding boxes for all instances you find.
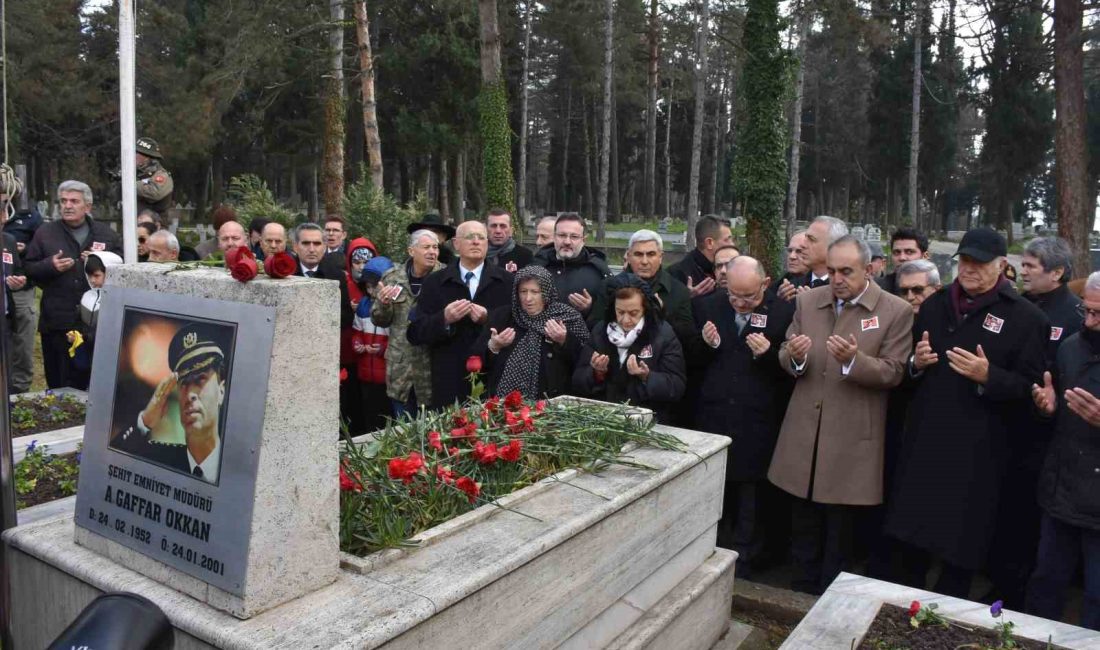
[488,320,567,354]
[913,331,989,384]
[785,333,858,366]
[1031,370,1100,426]
[443,299,488,325]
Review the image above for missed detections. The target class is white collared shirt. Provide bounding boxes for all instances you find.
[459,262,485,299]
[188,434,221,484]
[302,264,320,276]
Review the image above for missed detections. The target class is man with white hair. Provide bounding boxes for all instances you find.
[1027,270,1100,630]
[612,229,694,345]
[145,230,180,263]
[894,259,941,314]
[885,227,1049,601]
[777,216,847,301]
[25,180,121,389]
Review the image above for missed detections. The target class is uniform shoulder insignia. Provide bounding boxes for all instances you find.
[155,175,166,183]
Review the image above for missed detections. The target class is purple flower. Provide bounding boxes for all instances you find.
[75,452,82,463]
[991,600,1003,618]
[25,440,37,453]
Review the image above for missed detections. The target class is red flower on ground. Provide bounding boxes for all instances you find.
[466,355,483,373]
[435,465,456,485]
[535,400,546,413]
[451,421,479,444]
[500,439,523,462]
[427,431,443,452]
[226,246,259,283]
[486,396,500,412]
[387,452,425,484]
[456,476,481,503]
[504,390,523,409]
[453,409,469,427]
[480,409,490,423]
[473,441,499,465]
[263,250,298,279]
[339,464,363,492]
[908,601,921,618]
[448,446,460,457]
[505,410,523,434]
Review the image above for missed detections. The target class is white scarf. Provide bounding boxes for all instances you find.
[606,318,645,364]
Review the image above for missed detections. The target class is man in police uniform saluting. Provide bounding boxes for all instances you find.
[113,322,229,484]
[135,136,174,214]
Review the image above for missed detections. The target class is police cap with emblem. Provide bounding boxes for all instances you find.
[167,322,229,380]
[136,136,163,159]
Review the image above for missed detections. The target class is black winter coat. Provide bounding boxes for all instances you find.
[2,232,23,318]
[531,246,610,324]
[876,271,899,296]
[668,249,714,289]
[474,306,584,399]
[488,242,534,271]
[295,251,354,329]
[1038,331,1100,531]
[692,290,795,480]
[572,319,686,423]
[885,282,1050,569]
[24,217,122,332]
[408,262,513,409]
[604,268,695,348]
[1025,283,1082,365]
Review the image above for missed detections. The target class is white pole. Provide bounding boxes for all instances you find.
[119,0,137,263]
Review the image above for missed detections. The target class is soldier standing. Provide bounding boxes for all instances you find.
[135,136,174,214]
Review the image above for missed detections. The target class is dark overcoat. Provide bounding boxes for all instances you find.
[474,305,584,400]
[885,282,1049,569]
[407,261,513,409]
[692,290,795,481]
[572,319,686,423]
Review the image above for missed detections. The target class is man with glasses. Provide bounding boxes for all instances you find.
[532,213,610,325]
[694,256,795,577]
[894,260,941,314]
[409,221,513,408]
[323,215,348,256]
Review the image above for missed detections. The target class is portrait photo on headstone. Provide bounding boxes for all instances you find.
[108,309,237,486]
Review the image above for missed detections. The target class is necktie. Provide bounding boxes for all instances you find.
[464,271,475,298]
[305,270,316,278]
[811,278,827,288]
[192,465,204,478]
[836,301,847,316]
[735,313,749,335]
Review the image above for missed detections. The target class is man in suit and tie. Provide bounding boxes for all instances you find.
[112,322,230,484]
[776,216,848,302]
[694,256,795,576]
[769,234,913,594]
[409,220,513,409]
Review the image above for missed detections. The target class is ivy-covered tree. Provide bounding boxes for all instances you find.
[732,0,790,274]
[479,0,515,215]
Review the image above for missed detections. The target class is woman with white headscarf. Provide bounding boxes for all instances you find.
[476,265,590,400]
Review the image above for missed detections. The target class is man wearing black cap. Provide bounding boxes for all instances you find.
[113,322,229,485]
[884,227,1049,601]
[407,213,456,266]
[134,136,174,214]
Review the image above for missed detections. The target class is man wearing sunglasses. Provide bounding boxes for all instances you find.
[894,259,941,314]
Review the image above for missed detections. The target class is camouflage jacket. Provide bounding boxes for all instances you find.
[371,260,442,403]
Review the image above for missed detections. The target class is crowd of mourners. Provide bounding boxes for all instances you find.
[4,179,1100,630]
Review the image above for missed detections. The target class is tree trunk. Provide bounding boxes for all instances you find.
[322,0,346,215]
[478,0,515,212]
[1055,0,1090,274]
[686,0,710,248]
[597,0,615,241]
[517,0,534,221]
[784,5,810,235]
[611,102,622,222]
[439,155,452,222]
[560,86,573,211]
[704,76,723,215]
[584,97,595,218]
[452,149,466,223]
[664,78,674,219]
[354,0,383,190]
[907,0,923,226]
[644,0,660,220]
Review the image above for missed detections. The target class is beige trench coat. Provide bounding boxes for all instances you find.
[768,280,913,505]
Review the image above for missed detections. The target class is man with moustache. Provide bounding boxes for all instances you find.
[885,228,1049,600]
[373,229,444,415]
[485,208,533,272]
[695,256,795,576]
[613,229,694,346]
[25,180,122,389]
[532,213,611,325]
[408,221,513,408]
[113,322,229,485]
[769,234,913,594]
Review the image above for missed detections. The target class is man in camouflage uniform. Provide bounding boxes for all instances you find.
[371,228,443,415]
[135,136,174,214]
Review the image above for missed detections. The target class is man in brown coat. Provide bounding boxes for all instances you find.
[769,234,914,594]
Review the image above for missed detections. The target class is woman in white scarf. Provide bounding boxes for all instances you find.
[572,274,686,423]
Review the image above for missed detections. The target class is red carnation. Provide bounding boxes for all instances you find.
[505,410,523,434]
[504,390,523,409]
[450,425,477,444]
[263,250,298,279]
[500,438,523,462]
[466,355,483,374]
[908,601,921,618]
[448,446,460,457]
[456,476,481,503]
[480,409,490,423]
[427,431,443,452]
[339,464,363,492]
[473,441,499,465]
[535,400,546,413]
[387,452,425,484]
[435,465,456,484]
[453,409,469,427]
[486,396,500,412]
[226,246,258,283]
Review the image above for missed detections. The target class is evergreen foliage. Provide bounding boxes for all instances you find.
[479,79,516,215]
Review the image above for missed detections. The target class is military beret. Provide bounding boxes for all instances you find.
[167,322,229,379]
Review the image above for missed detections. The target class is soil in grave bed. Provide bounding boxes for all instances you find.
[857,603,1069,649]
[11,393,86,436]
[18,452,80,509]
